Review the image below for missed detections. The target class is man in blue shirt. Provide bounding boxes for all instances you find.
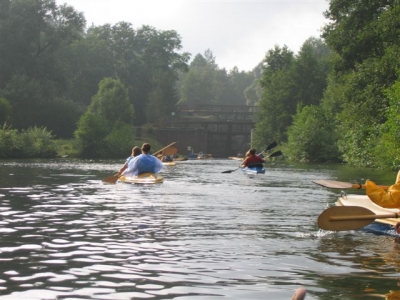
[122,143,163,176]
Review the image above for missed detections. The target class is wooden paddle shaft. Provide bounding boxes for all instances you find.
[352,183,391,189]
[330,213,398,221]
[312,180,390,190]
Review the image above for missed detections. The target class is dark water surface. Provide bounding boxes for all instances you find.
[0,158,399,300]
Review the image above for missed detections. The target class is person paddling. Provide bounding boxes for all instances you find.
[365,170,400,208]
[117,146,142,176]
[241,148,265,168]
[121,143,164,177]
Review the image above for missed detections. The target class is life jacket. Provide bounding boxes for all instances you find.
[366,179,400,208]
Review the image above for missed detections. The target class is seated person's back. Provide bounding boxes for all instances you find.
[137,154,163,174]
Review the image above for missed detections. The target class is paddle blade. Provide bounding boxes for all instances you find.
[163,146,178,156]
[268,150,282,158]
[312,180,356,189]
[318,206,375,231]
[102,175,119,184]
[265,141,278,152]
[222,167,240,173]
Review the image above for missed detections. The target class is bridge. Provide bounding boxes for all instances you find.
[150,104,259,158]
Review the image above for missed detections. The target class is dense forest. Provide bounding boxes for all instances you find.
[1,0,400,169]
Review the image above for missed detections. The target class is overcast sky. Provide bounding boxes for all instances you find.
[55,0,330,72]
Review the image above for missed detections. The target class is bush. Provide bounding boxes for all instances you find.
[0,125,57,158]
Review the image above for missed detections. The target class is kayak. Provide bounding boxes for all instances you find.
[162,161,176,166]
[241,166,265,175]
[119,172,164,184]
[335,194,400,236]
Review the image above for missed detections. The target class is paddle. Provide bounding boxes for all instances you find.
[103,142,178,184]
[318,206,399,231]
[152,142,177,156]
[222,150,283,173]
[312,180,390,190]
[265,141,277,152]
[102,173,120,184]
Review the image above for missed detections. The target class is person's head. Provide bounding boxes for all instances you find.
[249,149,256,156]
[141,143,151,154]
[132,146,141,157]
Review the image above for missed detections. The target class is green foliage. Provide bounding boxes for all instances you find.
[0,124,57,158]
[89,77,134,124]
[285,105,340,163]
[105,122,138,158]
[178,50,255,106]
[0,124,20,158]
[19,127,58,158]
[74,78,137,158]
[0,97,12,125]
[74,112,110,158]
[323,0,399,73]
[374,78,400,169]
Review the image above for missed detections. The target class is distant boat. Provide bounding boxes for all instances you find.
[197,152,213,159]
[187,152,198,160]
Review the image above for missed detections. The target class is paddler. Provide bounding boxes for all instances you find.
[365,170,400,208]
[241,148,265,168]
[117,146,141,176]
[121,143,163,177]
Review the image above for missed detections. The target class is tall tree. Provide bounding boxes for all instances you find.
[321,0,400,167]
[74,77,135,158]
[253,45,296,144]
[0,0,86,137]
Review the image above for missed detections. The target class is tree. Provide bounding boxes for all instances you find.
[292,38,331,108]
[0,0,86,137]
[178,51,254,106]
[321,0,400,167]
[0,97,12,125]
[253,45,296,145]
[74,78,135,158]
[89,77,134,125]
[286,105,340,162]
[87,23,190,125]
[376,77,400,169]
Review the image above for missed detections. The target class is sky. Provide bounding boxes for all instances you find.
[55,0,330,72]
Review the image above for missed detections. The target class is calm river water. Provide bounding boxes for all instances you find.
[0,158,399,300]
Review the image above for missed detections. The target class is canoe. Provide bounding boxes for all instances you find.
[335,194,400,236]
[119,172,164,184]
[241,166,266,175]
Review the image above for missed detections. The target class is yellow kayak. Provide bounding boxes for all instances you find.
[162,161,176,166]
[119,172,164,184]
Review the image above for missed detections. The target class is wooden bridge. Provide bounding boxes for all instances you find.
[152,104,259,158]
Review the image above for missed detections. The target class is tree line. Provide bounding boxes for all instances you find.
[254,0,400,170]
[1,0,399,169]
[0,0,256,158]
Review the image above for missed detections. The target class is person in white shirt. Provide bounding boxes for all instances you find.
[122,143,163,177]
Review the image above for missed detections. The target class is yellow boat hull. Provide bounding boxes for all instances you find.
[119,172,164,184]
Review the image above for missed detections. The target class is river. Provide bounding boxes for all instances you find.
[0,158,399,300]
